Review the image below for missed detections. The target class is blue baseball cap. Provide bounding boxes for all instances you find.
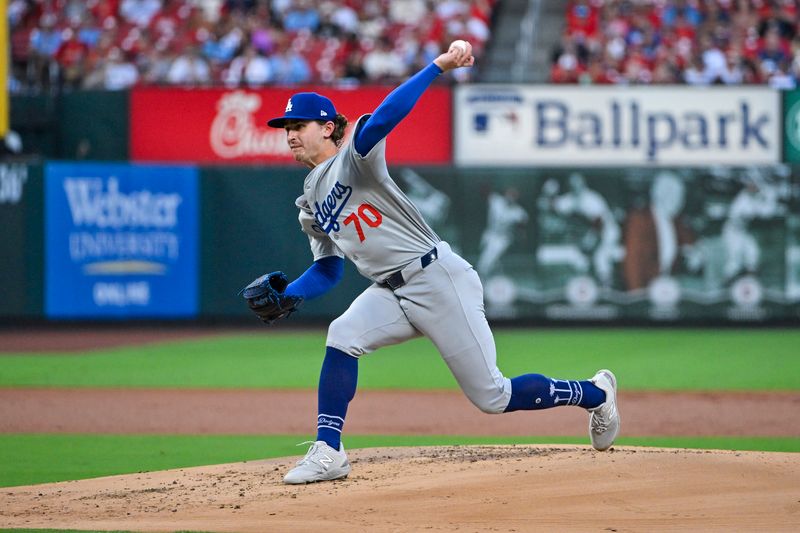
[267,92,337,128]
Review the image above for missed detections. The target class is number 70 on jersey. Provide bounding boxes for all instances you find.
[344,203,383,242]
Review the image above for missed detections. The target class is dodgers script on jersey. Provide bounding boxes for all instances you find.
[295,115,440,280]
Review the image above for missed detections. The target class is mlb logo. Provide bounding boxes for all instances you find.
[474,113,488,132]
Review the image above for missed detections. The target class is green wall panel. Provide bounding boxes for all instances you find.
[0,161,43,316]
[199,166,368,319]
[10,92,128,160]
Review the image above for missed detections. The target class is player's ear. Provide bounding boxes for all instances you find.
[322,120,336,141]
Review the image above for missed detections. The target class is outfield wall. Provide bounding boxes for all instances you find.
[2,161,798,323]
[3,85,800,322]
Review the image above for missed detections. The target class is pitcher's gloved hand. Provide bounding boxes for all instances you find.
[241,271,303,324]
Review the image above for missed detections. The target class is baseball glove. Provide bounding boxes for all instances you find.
[241,271,303,324]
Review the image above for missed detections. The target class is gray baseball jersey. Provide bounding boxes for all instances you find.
[296,115,439,281]
[296,116,513,414]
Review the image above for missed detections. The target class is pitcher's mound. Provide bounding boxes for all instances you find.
[2,445,797,532]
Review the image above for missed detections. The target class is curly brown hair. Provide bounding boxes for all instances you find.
[318,113,348,147]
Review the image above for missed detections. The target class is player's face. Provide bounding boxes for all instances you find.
[284,120,334,168]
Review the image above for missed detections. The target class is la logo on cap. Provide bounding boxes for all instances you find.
[285,98,293,112]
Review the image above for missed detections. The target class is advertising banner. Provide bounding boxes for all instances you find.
[783,89,800,162]
[394,165,799,321]
[131,86,451,164]
[45,162,199,318]
[455,86,780,167]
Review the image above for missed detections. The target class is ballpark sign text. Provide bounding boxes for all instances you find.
[455,86,780,166]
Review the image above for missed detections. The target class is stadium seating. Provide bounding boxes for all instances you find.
[8,0,496,92]
[551,0,799,87]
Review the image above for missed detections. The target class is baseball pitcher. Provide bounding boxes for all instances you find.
[243,40,620,484]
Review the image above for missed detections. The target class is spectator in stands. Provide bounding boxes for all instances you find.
[565,0,601,40]
[81,29,116,89]
[684,54,712,85]
[720,49,746,84]
[77,13,102,49]
[203,23,244,66]
[768,59,797,88]
[248,16,279,56]
[140,41,175,85]
[663,0,703,27]
[102,47,140,90]
[56,28,89,90]
[652,59,681,84]
[225,44,273,87]
[268,42,311,84]
[167,45,211,85]
[390,0,428,26]
[623,49,654,84]
[63,0,90,22]
[436,0,469,21]
[553,0,800,86]
[6,0,495,91]
[224,0,257,15]
[89,0,121,29]
[8,0,29,26]
[758,25,790,75]
[10,5,37,90]
[29,13,62,91]
[363,36,410,82]
[282,0,320,33]
[790,35,800,83]
[329,4,359,35]
[701,34,729,82]
[120,0,162,28]
[342,48,368,82]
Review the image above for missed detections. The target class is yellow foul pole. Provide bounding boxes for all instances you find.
[0,0,8,137]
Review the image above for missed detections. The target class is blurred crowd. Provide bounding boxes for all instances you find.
[9,0,496,93]
[551,0,800,87]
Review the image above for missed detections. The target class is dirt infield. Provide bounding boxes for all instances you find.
[1,387,798,436]
[1,325,798,437]
[2,445,798,532]
[1,327,798,531]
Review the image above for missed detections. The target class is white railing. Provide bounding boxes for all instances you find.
[513,0,541,82]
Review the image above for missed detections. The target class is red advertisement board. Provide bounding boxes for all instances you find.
[130,86,452,164]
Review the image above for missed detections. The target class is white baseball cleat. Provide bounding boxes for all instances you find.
[283,441,351,484]
[587,369,620,451]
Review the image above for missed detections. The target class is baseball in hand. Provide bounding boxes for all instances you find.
[434,39,474,71]
[450,40,469,54]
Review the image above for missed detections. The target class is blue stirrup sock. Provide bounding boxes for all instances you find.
[316,346,358,450]
[504,373,606,412]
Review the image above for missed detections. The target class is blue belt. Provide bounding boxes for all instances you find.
[380,246,439,290]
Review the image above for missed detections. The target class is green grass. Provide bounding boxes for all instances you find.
[1,329,797,492]
[0,329,798,391]
[1,434,798,488]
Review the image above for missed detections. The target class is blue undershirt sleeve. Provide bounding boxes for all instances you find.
[285,256,344,300]
[354,62,443,157]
